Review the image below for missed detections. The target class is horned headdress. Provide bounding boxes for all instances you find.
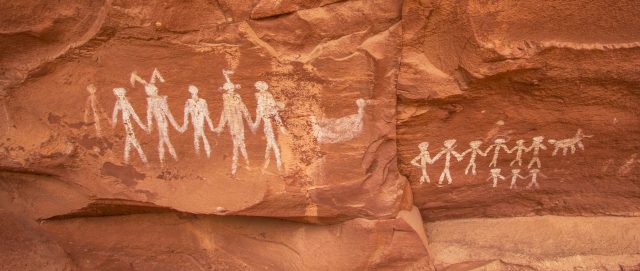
[130,68,165,95]
[220,69,241,91]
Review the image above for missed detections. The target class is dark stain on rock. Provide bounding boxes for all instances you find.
[47,113,63,124]
[100,162,145,187]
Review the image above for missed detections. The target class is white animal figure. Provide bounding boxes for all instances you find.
[459,140,487,175]
[509,168,526,189]
[411,142,434,184]
[251,81,286,171]
[487,168,505,188]
[215,69,253,176]
[111,87,148,164]
[509,139,529,167]
[84,84,106,137]
[526,136,547,169]
[526,169,547,189]
[485,138,512,168]
[548,129,593,156]
[310,98,366,144]
[432,139,462,185]
[131,68,181,166]
[180,85,215,158]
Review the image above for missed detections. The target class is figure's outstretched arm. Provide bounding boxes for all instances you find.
[484,145,495,154]
[499,175,506,180]
[180,101,190,132]
[503,145,514,154]
[111,102,121,128]
[540,144,547,150]
[477,148,488,157]
[431,150,445,163]
[410,155,422,167]
[146,101,153,133]
[241,101,253,127]
[163,98,182,131]
[129,104,147,131]
[251,97,262,132]
[203,101,215,132]
[214,108,226,133]
[459,149,471,159]
[452,151,463,161]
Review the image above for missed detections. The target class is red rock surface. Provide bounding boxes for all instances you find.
[1,0,639,270]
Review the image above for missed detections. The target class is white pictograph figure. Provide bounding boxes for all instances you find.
[251,81,286,171]
[84,84,106,137]
[487,168,505,188]
[215,69,253,176]
[509,139,529,167]
[459,140,487,175]
[485,138,512,168]
[548,129,593,156]
[111,88,148,164]
[411,142,434,184]
[432,139,462,185]
[509,169,526,189]
[526,169,547,189]
[310,98,367,144]
[131,68,181,165]
[180,85,215,158]
[527,136,547,169]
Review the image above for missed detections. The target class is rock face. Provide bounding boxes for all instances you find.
[1,0,639,270]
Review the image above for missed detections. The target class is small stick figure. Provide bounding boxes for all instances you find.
[509,168,526,189]
[251,81,286,171]
[432,139,462,185]
[526,169,547,189]
[487,168,505,188]
[411,142,433,184]
[84,84,107,137]
[509,139,529,167]
[485,138,512,168]
[458,140,487,175]
[111,88,148,164]
[180,85,215,158]
[526,136,547,169]
[548,129,593,156]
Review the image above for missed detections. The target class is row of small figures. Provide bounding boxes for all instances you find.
[488,168,546,189]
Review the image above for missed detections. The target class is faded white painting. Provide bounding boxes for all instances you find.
[310,98,366,144]
[180,85,215,158]
[251,81,286,171]
[111,87,148,164]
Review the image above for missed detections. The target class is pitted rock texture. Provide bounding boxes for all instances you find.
[1,0,640,270]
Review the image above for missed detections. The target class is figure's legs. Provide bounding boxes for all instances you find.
[471,162,477,175]
[578,141,585,151]
[421,167,430,183]
[438,171,446,185]
[445,169,453,184]
[465,163,472,175]
[510,179,517,189]
[570,145,576,154]
[201,132,211,158]
[272,140,282,170]
[165,137,178,161]
[552,147,559,156]
[263,142,272,170]
[129,137,148,164]
[158,138,165,166]
[193,132,201,155]
[562,147,568,156]
[510,159,516,167]
[489,156,498,167]
[124,138,131,164]
[528,157,541,169]
[492,178,498,188]
[239,140,249,166]
[231,142,239,176]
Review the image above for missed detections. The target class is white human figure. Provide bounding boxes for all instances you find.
[509,139,529,167]
[526,136,547,169]
[215,69,253,176]
[548,129,593,156]
[432,139,462,185]
[131,68,181,166]
[309,98,367,144]
[487,168,505,188]
[458,140,487,175]
[111,88,148,164]
[411,142,433,184]
[509,168,526,189]
[180,85,215,158]
[84,84,107,137]
[526,169,547,189]
[485,138,512,168]
[251,81,286,171]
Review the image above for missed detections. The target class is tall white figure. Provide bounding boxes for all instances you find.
[216,69,253,176]
[180,85,215,158]
[527,136,547,169]
[310,98,367,144]
[131,68,181,166]
[485,138,512,168]
[432,139,462,185]
[526,169,546,189]
[509,168,526,189]
[459,140,487,175]
[548,129,593,156]
[251,81,286,171]
[111,88,148,164]
[487,168,505,188]
[411,142,433,184]
[509,139,529,167]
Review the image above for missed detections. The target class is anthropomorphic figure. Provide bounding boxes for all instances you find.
[432,139,462,185]
[84,84,107,137]
[310,98,367,144]
[485,138,512,168]
[526,168,547,189]
[111,87,148,164]
[411,142,433,184]
[509,139,529,167]
[487,168,505,188]
[527,136,547,169]
[251,81,286,171]
[459,140,487,175]
[180,85,215,158]
[131,68,181,166]
[548,129,593,156]
[509,168,526,189]
[215,69,253,176]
